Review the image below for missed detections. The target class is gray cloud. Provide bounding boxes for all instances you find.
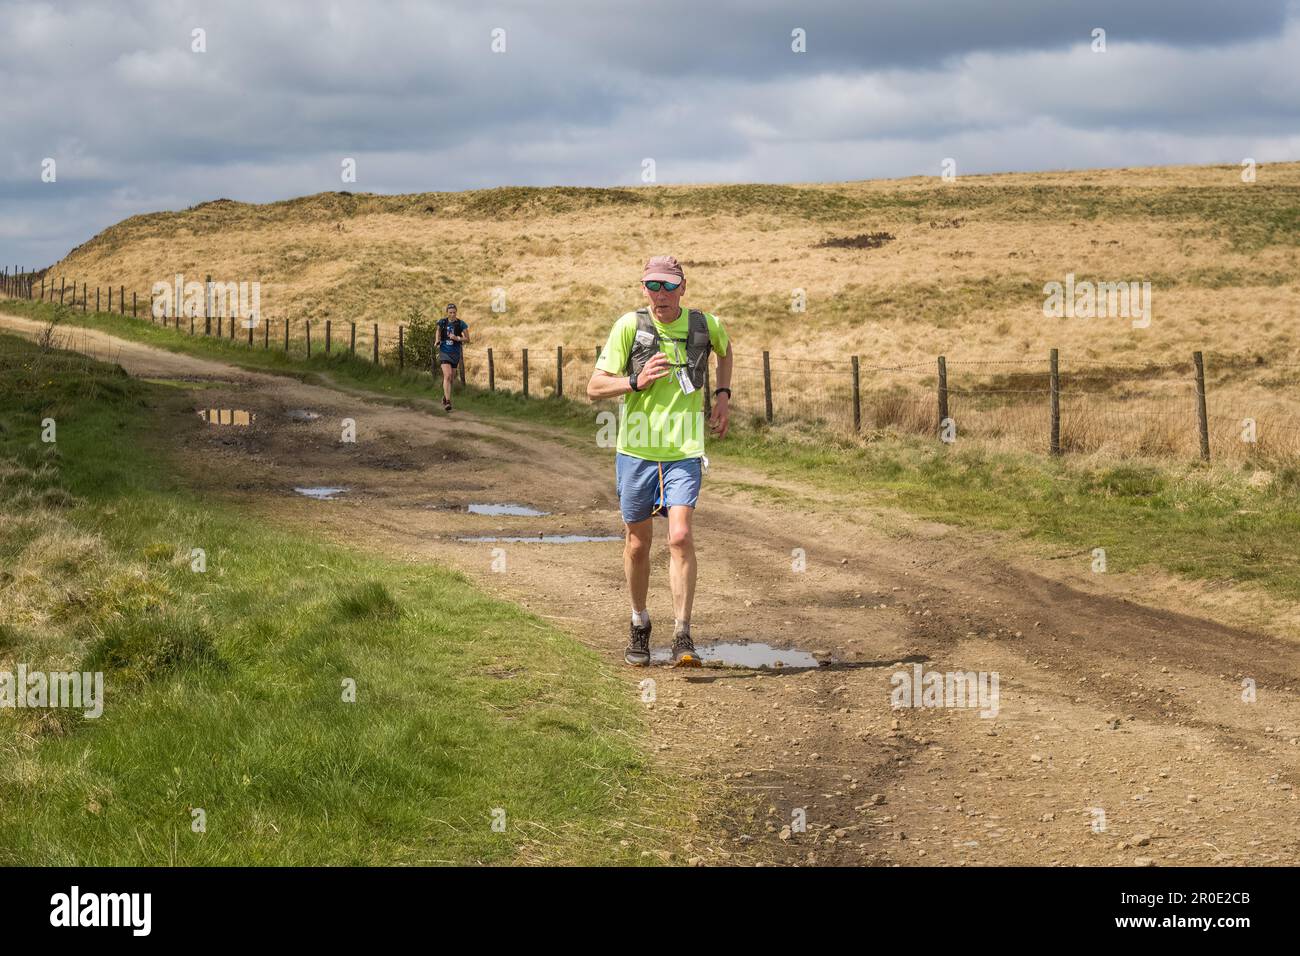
[0,0,1297,267]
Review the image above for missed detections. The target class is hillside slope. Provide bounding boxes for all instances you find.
[44,163,1300,368]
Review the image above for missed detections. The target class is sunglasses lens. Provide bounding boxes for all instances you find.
[645,280,679,292]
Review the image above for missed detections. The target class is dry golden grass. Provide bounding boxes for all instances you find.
[34,160,1300,459]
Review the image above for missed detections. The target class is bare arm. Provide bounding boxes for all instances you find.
[708,342,733,438]
[587,352,671,399]
[713,341,733,392]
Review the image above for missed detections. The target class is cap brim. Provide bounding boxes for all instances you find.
[642,273,683,283]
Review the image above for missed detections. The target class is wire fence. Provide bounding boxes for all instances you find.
[5,267,1299,465]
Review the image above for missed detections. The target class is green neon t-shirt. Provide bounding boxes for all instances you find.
[595,307,730,462]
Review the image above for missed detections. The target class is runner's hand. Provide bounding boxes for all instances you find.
[636,352,672,390]
[709,393,730,438]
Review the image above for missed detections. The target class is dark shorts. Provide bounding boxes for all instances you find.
[438,353,460,368]
[615,453,702,524]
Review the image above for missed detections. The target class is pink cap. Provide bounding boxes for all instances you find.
[642,255,684,283]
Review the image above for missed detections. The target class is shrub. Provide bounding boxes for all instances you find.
[386,305,439,370]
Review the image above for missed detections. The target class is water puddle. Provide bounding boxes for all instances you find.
[456,534,621,544]
[650,641,822,669]
[287,409,321,422]
[198,408,254,426]
[294,487,347,500]
[467,503,550,517]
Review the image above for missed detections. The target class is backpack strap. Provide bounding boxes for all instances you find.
[685,309,711,389]
[625,308,659,379]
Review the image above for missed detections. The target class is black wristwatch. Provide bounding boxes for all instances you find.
[628,374,642,392]
[713,387,732,398]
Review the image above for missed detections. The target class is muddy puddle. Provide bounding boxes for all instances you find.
[198,408,254,426]
[651,642,822,669]
[294,487,347,500]
[467,503,549,517]
[456,534,621,544]
[286,409,321,422]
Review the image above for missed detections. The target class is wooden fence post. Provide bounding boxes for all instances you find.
[264,317,269,349]
[82,283,87,312]
[95,286,100,312]
[119,285,124,315]
[247,318,253,345]
[762,350,773,424]
[325,320,332,354]
[132,291,137,317]
[60,277,66,305]
[459,356,466,386]
[285,318,291,351]
[40,277,45,300]
[852,356,861,432]
[937,356,949,430]
[350,322,356,354]
[373,324,379,363]
[398,326,404,369]
[204,275,212,335]
[523,348,529,397]
[306,320,312,357]
[556,346,563,397]
[1049,348,1061,455]
[1194,351,1210,462]
[488,348,495,391]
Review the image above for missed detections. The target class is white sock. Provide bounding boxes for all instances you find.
[674,619,690,636]
[631,609,649,627]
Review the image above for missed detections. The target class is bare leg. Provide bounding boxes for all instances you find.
[667,505,696,626]
[624,518,652,613]
[441,363,454,402]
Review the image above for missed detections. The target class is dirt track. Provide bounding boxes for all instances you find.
[5,312,1299,867]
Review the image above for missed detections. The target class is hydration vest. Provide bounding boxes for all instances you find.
[625,308,711,390]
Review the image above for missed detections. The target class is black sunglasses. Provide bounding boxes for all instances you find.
[644,280,681,292]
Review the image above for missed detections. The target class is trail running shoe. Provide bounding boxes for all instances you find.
[671,630,701,667]
[443,398,452,413]
[625,620,651,666]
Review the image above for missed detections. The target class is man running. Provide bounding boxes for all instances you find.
[587,255,733,667]
[436,303,469,412]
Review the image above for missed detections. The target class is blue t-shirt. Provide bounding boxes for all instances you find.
[437,318,468,357]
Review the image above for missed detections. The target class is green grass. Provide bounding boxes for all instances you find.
[0,332,696,865]
[714,432,1300,598]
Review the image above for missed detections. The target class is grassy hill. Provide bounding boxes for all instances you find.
[43,162,1300,365]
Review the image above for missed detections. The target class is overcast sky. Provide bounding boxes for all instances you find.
[2,0,1298,268]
